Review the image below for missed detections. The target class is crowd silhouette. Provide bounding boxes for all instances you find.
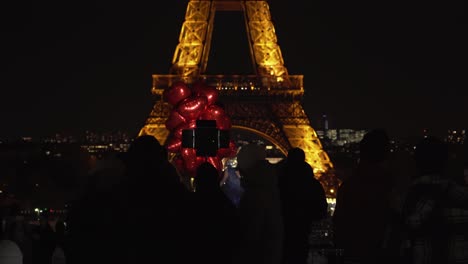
[0,130,467,264]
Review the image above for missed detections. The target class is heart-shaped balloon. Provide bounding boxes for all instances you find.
[166,137,182,153]
[162,80,233,179]
[182,148,205,172]
[199,105,225,123]
[228,140,238,157]
[207,156,223,177]
[217,147,231,158]
[217,115,232,130]
[172,119,197,139]
[172,154,185,174]
[217,140,237,158]
[193,83,219,106]
[165,110,187,131]
[177,95,208,120]
[163,81,192,106]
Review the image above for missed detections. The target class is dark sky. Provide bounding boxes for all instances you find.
[1,0,466,139]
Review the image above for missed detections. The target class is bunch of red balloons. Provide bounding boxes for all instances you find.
[163,80,237,177]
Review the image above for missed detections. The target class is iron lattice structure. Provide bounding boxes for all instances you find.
[139,0,339,194]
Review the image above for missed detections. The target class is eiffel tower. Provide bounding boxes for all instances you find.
[139,0,339,194]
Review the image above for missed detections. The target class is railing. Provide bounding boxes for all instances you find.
[151,74,304,98]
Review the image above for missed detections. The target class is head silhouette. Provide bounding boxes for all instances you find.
[414,136,448,175]
[195,162,220,193]
[288,147,306,163]
[359,129,390,163]
[124,135,165,166]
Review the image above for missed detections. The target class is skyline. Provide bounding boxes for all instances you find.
[1,1,466,139]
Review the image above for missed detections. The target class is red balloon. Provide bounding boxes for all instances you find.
[165,110,186,131]
[166,137,182,153]
[181,148,204,172]
[217,147,231,158]
[192,81,219,106]
[162,81,233,179]
[181,148,196,160]
[207,156,223,176]
[172,154,185,174]
[196,86,219,106]
[163,81,192,106]
[172,119,197,139]
[177,96,208,120]
[199,105,226,125]
[217,115,232,130]
[228,140,238,157]
[218,140,237,158]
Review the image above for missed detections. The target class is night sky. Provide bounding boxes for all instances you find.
[1,1,466,139]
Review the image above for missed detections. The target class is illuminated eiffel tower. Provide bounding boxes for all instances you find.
[139,0,339,194]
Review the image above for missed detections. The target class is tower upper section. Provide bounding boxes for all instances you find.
[170,0,293,89]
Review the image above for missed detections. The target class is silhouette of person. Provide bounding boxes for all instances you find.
[278,147,328,264]
[65,153,128,264]
[221,165,244,207]
[382,150,417,263]
[0,207,25,264]
[122,135,193,264]
[6,216,32,264]
[333,129,393,264]
[31,211,57,264]
[445,144,466,186]
[191,162,240,264]
[402,136,468,264]
[234,143,283,264]
[50,219,67,264]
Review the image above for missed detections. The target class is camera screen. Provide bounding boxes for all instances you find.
[181,120,230,157]
[195,127,219,157]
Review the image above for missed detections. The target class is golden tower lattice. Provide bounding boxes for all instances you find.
[139,0,338,192]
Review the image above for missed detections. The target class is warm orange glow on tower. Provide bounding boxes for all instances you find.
[139,0,339,195]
